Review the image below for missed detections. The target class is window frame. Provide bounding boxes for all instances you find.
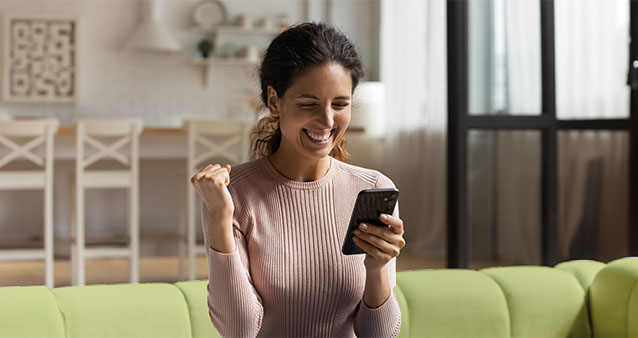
[447,0,638,268]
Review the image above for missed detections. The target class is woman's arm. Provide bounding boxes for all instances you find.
[353,260,401,338]
[362,266,391,308]
[191,164,236,254]
[204,206,264,338]
[352,212,404,337]
[354,211,405,304]
[192,164,264,337]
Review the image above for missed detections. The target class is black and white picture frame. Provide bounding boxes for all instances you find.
[3,15,77,103]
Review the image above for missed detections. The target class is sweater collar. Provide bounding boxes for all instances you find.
[261,156,336,190]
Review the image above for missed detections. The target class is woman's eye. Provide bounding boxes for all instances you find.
[299,103,316,108]
[332,103,349,108]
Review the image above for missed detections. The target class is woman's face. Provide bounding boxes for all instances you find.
[268,63,352,161]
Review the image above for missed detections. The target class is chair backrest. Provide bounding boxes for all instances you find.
[184,120,251,173]
[0,119,59,170]
[74,119,143,170]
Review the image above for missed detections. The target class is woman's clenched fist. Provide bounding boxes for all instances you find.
[191,164,234,223]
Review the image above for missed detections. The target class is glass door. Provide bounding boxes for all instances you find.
[447,0,636,268]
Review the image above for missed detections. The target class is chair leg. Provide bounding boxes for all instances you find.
[70,242,77,286]
[187,183,196,280]
[177,240,186,281]
[178,200,186,280]
[129,185,140,284]
[70,183,77,286]
[44,187,54,289]
[177,178,187,280]
[75,184,86,286]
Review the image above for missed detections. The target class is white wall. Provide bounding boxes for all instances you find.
[0,0,383,257]
[0,0,306,124]
[0,0,381,123]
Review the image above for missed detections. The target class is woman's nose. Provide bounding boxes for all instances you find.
[318,106,335,127]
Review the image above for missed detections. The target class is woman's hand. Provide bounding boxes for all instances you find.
[191,164,234,218]
[353,213,406,272]
[190,164,235,253]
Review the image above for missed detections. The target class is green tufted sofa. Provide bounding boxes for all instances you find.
[1,257,636,338]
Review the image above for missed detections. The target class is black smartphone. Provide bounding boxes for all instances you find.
[341,188,400,255]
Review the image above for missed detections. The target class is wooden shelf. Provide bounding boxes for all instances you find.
[189,25,283,35]
[191,57,259,87]
[187,24,287,87]
[191,57,258,66]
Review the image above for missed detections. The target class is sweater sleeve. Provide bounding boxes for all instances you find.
[203,203,264,337]
[353,258,402,337]
[352,172,402,337]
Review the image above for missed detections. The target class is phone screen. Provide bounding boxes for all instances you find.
[341,188,399,255]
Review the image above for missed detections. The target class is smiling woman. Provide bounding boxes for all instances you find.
[190,22,404,337]
[265,63,353,179]
[251,23,363,164]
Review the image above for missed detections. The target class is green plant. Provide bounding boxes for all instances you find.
[198,38,213,58]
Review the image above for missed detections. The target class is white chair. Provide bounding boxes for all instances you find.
[71,119,143,286]
[0,118,59,289]
[180,119,251,280]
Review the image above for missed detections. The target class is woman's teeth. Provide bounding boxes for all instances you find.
[304,129,331,142]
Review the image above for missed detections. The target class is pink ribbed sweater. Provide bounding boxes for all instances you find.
[203,156,401,337]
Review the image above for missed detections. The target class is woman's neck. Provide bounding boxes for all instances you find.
[268,150,332,182]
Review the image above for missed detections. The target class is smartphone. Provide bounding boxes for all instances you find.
[341,188,400,255]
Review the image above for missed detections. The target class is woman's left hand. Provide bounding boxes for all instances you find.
[353,213,406,272]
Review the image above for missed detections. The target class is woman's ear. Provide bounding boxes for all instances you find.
[267,85,280,117]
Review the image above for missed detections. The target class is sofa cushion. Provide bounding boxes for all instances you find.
[175,280,221,338]
[0,286,65,338]
[393,283,410,338]
[589,257,638,337]
[396,269,510,337]
[53,283,192,338]
[482,266,590,338]
[554,259,606,290]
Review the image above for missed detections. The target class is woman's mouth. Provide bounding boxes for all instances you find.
[303,129,333,144]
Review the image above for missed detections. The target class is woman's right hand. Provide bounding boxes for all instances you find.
[191,164,234,232]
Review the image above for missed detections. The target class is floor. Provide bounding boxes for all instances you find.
[0,250,446,287]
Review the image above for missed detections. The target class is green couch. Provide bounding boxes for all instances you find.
[1,257,636,338]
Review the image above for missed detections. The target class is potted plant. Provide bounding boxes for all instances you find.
[198,38,213,58]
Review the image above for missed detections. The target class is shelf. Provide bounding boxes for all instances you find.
[187,24,286,87]
[191,57,259,66]
[189,25,283,35]
[191,57,259,87]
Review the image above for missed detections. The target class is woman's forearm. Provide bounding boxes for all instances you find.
[206,210,236,254]
[362,267,391,308]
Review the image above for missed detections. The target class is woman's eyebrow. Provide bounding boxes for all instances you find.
[296,94,319,99]
[296,94,351,100]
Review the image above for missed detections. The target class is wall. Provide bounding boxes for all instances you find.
[0,0,381,124]
[0,0,384,257]
[0,0,305,124]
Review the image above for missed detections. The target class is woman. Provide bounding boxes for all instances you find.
[191,22,405,337]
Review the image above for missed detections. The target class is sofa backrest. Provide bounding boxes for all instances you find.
[481,266,590,337]
[175,281,221,338]
[395,269,510,337]
[2,258,637,338]
[52,283,192,338]
[395,266,590,337]
[0,286,65,338]
[554,259,606,290]
[588,257,638,337]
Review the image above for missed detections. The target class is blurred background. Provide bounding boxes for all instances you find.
[0,0,635,287]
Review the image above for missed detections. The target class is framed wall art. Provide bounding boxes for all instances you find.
[3,15,77,103]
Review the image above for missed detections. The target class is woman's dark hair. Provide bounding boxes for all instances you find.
[251,22,364,162]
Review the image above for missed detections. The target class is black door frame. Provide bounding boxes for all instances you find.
[447,0,638,268]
